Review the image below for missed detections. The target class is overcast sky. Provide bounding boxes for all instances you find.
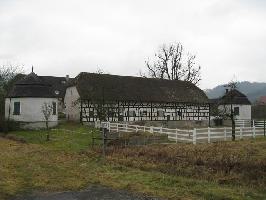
[0,0,265,89]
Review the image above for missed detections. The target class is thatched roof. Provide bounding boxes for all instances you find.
[72,72,209,104]
[219,89,251,105]
[7,73,72,98]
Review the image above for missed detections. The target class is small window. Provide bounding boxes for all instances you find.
[140,110,147,116]
[13,102,20,115]
[127,110,136,117]
[89,111,94,117]
[177,111,182,117]
[157,110,164,117]
[234,107,239,116]
[52,102,57,115]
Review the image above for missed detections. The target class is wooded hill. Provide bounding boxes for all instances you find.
[205,81,266,103]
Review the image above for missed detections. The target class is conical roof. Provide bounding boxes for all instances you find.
[219,89,251,105]
[7,72,56,98]
[16,72,47,86]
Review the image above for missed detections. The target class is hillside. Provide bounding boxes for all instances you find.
[205,81,266,103]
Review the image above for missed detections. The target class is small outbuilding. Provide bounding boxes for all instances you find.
[5,72,60,129]
[212,89,251,120]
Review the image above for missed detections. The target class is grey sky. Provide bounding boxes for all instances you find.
[0,0,265,89]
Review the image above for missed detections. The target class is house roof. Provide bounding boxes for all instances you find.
[218,89,251,105]
[71,72,209,104]
[7,72,72,98]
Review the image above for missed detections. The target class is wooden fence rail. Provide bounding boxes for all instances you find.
[96,121,265,144]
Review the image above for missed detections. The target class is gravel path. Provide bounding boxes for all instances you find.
[14,185,163,200]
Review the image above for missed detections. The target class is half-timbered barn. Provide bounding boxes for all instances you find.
[65,72,210,124]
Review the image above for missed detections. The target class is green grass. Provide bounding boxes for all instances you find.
[0,122,266,200]
[7,122,101,152]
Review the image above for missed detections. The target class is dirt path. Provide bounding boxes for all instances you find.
[14,185,163,200]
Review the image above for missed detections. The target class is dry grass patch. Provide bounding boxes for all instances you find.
[1,124,266,200]
[107,138,266,187]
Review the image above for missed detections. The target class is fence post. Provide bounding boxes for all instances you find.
[108,122,111,132]
[125,123,128,132]
[116,123,119,132]
[144,126,146,132]
[150,126,153,134]
[253,120,255,127]
[193,128,196,145]
[175,129,178,143]
[136,126,138,133]
[224,127,227,141]
[253,125,256,139]
[208,127,210,143]
[263,119,265,137]
[240,127,243,139]
[160,127,163,134]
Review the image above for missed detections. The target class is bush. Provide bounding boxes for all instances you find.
[0,119,20,133]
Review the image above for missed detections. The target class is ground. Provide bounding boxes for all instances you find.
[0,122,266,200]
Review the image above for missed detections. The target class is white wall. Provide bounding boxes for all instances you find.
[5,97,58,122]
[218,104,251,120]
[64,86,80,121]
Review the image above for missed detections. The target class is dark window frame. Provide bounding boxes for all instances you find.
[13,102,21,115]
[52,102,57,115]
[234,107,239,116]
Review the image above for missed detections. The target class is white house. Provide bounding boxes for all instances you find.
[65,72,210,124]
[214,89,251,120]
[5,72,70,129]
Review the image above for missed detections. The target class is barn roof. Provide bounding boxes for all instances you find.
[219,89,251,105]
[71,72,209,104]
[7,72,72,98]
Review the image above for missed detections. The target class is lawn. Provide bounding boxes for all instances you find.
[0,122,266,200]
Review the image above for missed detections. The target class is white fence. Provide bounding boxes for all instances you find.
[235,119,266,128]
[97,121,266,144]
[235,120,252,127]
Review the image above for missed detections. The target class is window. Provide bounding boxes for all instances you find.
[127,110,136,117]
[89,111,94,117]
[52,102,57,115]
[157,110,165,117]
[234,107,239,116]
[13,102,20,115]
[140,110,147,116]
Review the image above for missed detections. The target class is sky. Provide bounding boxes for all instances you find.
[0,0,265,89]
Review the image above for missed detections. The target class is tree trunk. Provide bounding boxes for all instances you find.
[46,121,50,141]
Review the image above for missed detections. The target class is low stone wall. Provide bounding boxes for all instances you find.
[19,121,58,130]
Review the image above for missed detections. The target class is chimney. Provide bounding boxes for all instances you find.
[66,75,69,82]
[225,89,229,94]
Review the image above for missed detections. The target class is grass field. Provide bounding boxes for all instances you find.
[0,122,266,200]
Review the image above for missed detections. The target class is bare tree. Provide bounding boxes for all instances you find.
[225,80,238,141]
[0,64,24,86]
[41,102,53,141]
[0,64,24,127]
[145,43,201,85]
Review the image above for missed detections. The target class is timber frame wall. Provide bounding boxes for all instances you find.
[80,100,210,123]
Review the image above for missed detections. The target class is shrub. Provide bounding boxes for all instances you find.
[0,119,20,133]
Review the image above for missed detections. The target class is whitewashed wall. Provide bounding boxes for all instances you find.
[5,97,58,122]
[64,86,80,121]
[218,104,251,120]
